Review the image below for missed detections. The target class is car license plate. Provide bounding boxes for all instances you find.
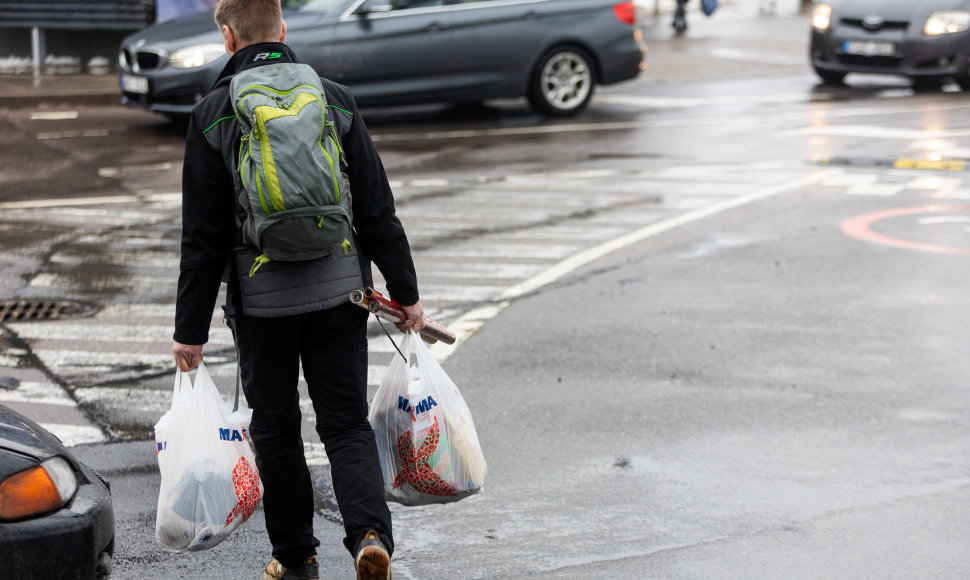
[843,39,895,57]
[121,74,149,94]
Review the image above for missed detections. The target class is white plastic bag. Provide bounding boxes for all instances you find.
[154,363,262,552]
[369,331,487,506]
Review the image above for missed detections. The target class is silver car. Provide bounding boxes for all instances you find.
[119,0,646,117]
[810,0,970,88]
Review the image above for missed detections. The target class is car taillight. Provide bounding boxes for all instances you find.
[613,1,636,25]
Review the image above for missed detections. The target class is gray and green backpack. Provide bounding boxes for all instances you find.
[230,63,352,277]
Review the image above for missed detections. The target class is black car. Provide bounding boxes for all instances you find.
[811,0,970,88]
[0,403,114,578]
[119,0,646,117]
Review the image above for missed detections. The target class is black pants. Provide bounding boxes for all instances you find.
[675,0,688,20]
[229,302,392,567]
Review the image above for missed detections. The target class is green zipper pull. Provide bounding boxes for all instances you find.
[317,216,324,228]
[341,239,352,254]
[249,254,271,277]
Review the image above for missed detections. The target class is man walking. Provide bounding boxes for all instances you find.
[172,1,424,578]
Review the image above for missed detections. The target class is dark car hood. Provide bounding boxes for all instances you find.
[122,9,329,52]
[126,10,220,46]
[0,404,67,462]
[837,0,970,19]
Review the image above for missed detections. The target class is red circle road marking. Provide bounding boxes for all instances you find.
[841,205,970,255]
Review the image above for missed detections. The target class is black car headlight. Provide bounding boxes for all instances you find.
[0,457,78,521]
[812,3,832,30]
[168,43,226,69]
[924,11,970,35]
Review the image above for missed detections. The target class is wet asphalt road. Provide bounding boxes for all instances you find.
[3,1,970,578]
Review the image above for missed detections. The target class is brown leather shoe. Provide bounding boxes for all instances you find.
[354,530,391,580]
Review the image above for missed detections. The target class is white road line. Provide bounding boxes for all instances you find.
[504,169,620,181]
[421,246,582,260]
[916,216,970,225]
[76,387,174,413]
[98,162,176,178]
[409,179,451,187]
[0,192,181,210]
[31,350,173,371]
[416,284,509,303]
[846,183,904,197]
[0,381,76,406]
[39,423,106,446]
[930,189,970,199]
[788,125,940,139]
[36,129,110,140]
[304,442,330,466]
[708,47,806,66]
[30,111,79,120]
[904,176,963,190]
[28,273,177,293]
[596,93,809,109]
[419,263,544,279]
[788,125,970,139]
[96,303,175,319]
[820,173,877,188]
[49,251,178,268]
[7,322,233,345]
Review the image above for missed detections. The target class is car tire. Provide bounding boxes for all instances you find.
[528,46,597,117]
[956,74,970,91]
[955,57,970,90]
[911,76,945,91]
[814,67,846,85]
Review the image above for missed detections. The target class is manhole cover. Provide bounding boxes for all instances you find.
[0,300,97,322]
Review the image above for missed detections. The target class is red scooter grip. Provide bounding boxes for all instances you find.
[349,288,456,345]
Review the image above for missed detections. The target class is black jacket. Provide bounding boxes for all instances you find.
[174,43,418,345]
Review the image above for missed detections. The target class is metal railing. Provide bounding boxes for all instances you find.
[0,1,154,81]
[0,0,154,30]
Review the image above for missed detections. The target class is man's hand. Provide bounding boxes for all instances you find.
[173,342,204,372]
[396,301,425,334]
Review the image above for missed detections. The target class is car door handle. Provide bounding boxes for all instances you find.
[425,21,448,32]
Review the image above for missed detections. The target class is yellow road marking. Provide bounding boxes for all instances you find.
[893,158,966,171]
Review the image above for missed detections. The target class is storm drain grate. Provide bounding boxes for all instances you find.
[0,300,96,322]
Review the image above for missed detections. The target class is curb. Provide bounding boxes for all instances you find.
[0,72,122,109]
[0,91,122,109]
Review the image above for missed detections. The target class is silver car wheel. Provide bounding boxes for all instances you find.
[538,50,593,112]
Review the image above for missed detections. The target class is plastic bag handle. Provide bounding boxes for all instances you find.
[171,367,193,410]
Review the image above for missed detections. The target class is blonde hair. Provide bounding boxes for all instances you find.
[214,0,283,47]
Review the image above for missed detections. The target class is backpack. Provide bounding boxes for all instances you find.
[230,62,352,277]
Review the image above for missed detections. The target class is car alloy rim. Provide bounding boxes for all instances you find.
[540,51,592,110]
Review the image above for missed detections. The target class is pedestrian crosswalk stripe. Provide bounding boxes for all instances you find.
[0,381,76,406]
[7,322,234,346]
[38,423,106,446]
[846,183,905,196]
